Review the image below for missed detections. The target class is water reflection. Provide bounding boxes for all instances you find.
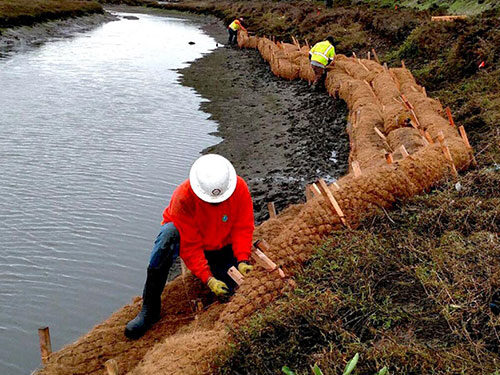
[0,12,218,375]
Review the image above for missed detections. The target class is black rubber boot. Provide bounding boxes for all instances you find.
[124,267,167,339]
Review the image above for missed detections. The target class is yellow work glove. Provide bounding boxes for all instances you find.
[207,277,229,296]
[238,261,253,276]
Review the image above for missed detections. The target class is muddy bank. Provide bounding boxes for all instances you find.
[180,22,349,222]
[0,12,116,58]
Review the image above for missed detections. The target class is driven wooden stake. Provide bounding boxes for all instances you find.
[267,202,277,219]
[317,179,350,229]
[253,240,286,278]
[105,359,119,375]
[401,60,406,69]
[445,107,456,127]
[437,131,458,177]
[38,327,52,364]
[351,161,362,177]
[385,151,394,164]
[371,48,380,64]
[424,131,434,144]
[374,126,393,151]
[227,266,244,286]
[180,259,187,277]
[431,15,467,22]
[399,144,409,158]
[458,125,478,167]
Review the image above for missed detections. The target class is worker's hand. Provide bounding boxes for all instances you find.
[237,261,253,276]
[207,277,229,296]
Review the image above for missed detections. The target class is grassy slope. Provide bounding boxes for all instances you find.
[358,0,499,15]
[0,0,103,28]
[145,1,500,374]
[217,170,499,374]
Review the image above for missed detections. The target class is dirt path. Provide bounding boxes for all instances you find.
[180,21,349,223]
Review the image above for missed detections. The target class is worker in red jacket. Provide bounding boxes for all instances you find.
[125,154,255,339]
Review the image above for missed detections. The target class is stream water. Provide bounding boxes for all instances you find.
[0,11,218,375]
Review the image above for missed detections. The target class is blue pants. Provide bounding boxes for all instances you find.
[148,223,239,292]
[228,28,237,45]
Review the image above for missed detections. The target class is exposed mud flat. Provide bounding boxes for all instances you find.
[180,21,349,222]
[0,12,116,58]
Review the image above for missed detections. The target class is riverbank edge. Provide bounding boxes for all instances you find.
[30,2,496,375]
[0,1,104,29]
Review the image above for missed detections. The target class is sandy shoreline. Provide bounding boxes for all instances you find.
[180,19,349,222]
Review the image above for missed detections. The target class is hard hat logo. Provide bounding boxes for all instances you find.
[189,154,237,204]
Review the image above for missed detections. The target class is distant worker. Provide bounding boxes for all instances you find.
[227,17,247,46]
[125,154,255,339]
[309,36,336,88]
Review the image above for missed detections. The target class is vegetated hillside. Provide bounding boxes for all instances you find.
[215,171,500,375]
[0,0,103,27]
[357,0,499,15]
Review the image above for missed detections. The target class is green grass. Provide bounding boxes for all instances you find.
[215,168,500,374]
[0,0,103,27]
[356,0,499,15]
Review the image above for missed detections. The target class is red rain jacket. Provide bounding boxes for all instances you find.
[161,176,254,283]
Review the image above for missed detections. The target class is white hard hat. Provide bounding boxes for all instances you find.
[189,154,237,203]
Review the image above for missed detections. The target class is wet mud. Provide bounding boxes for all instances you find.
[180,22,349,223]
[0,12,116,58]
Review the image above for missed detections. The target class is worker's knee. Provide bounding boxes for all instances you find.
[149,223,180,269]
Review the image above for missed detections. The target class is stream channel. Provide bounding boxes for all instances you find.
[0,11,218,375]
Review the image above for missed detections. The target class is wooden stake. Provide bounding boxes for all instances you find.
[364,80,378,100]
[410,109,422,129]
[227,266,244,286]
[422,86,427,97]
[352,52,357,58]
[105,359,119,375]
[305,185,314,201]
[458,125,478,167]
[400,94,414,110]
[385,151,394,164]
[180,259,187,277]
[401,60,406,69]
[311,183,322,197]
[367,51,371,60]
[358,59,370,72]
[267,202,277,219]
[458,125,471,149]
[445,107,456,127]
[399,144,409,158]
[424,131,434,144]
[374,126,387,141]
[254,239,271,253]
[351,161,362,177]
[316,179,350,229]
[431,15,467,22]
[437,131,458,177]
[383,62,388,71]
[253,241,286,278]
[252,248,277,271]
[374,127,393,151]
[371,48,380,64]
[38,327,52,364]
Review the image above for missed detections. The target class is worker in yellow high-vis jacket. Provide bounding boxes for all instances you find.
[309,36,336,88]
[227,18,247,46]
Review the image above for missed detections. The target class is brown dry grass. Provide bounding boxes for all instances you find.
[0,0,103,27]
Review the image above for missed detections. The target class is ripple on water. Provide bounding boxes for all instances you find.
[0,12,219,375]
